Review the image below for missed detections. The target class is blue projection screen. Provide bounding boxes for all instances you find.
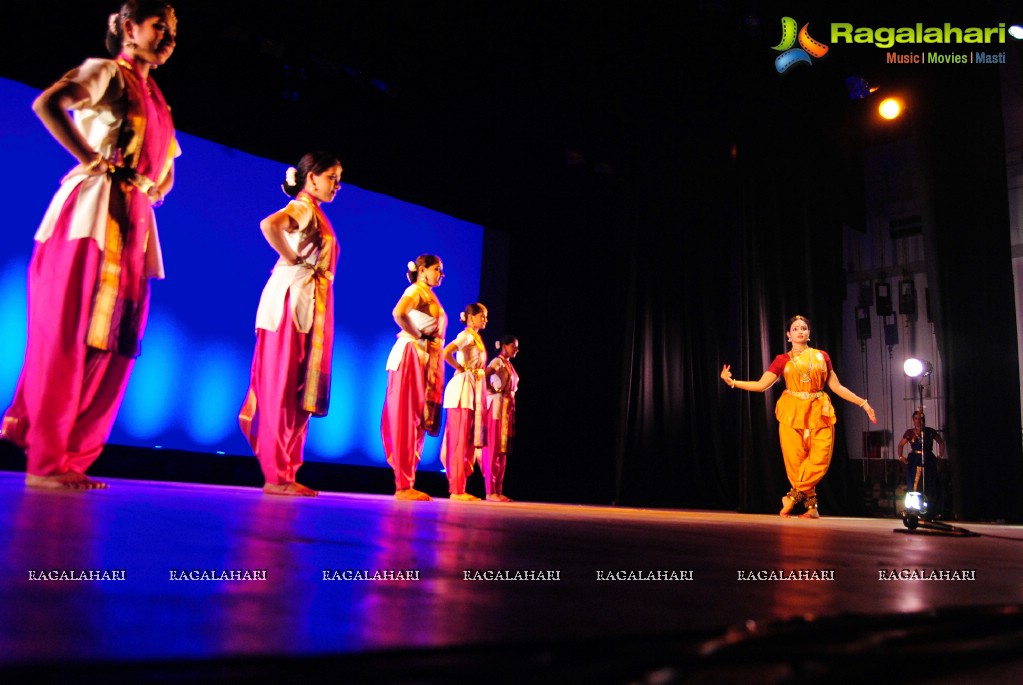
[0,77,483,470]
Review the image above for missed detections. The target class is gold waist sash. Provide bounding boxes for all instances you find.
[784,390,824,400]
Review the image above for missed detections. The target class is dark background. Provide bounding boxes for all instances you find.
[1,0,1020,520]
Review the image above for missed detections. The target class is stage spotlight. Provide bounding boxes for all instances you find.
[342,65,399,98]
[875,282,892,316]
[904,490,927,516]
[846,75,871,100]
[739,14,761,37]
[902,490,928,529]
[879,98,902,120]
[903,358,932,378]
[899,279,918,321]
[855,305,872,341]
[278,64,307,103]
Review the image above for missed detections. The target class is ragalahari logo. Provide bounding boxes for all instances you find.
[773,17,829,73]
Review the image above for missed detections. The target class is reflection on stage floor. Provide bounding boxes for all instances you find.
[2,471,1022,683]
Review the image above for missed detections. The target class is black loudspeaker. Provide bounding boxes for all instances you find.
[884,316,899,346]
[855,306,872,340]
[899,279,917,321]
[875,282,893,316]
[858,282,873,308]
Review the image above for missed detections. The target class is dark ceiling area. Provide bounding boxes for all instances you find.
[0,0,896,231]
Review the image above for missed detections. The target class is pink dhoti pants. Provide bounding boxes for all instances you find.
[381,343,426,490]
[239,295,311,485]
[2,189,144,477]
[441,408,476,494]
[479,413,509,496]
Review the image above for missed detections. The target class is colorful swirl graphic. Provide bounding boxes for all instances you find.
[772,17,829,74]
[772,16,798,51]
[775,49,812,74]
[798,24,829,58]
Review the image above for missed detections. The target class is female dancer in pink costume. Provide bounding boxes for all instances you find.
[381,255,447,501]
[238,152,342,497]
[481,335,520,502]
[1,1,178,489]
[440,303,489,501]
[720,315,876,517]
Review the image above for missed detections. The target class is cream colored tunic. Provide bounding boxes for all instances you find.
[442,328,486,409]
[253,200,325,333]
[34,58,181,280]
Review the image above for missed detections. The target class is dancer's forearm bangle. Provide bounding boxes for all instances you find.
[728,378,736,388]
[859,399,868,407]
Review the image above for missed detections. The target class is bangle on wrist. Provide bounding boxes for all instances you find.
[859,399,868,408]
[728,378,736,389]
[85,155,103,172]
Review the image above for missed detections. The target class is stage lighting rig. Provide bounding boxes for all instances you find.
[902,358,931,529]
[903,358,932,378]
[845,75,873,100]
[879,97,902,120]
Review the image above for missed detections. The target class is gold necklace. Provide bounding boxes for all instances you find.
[789,348,813,383]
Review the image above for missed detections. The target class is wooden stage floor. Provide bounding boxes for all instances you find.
[2,470,1022,683]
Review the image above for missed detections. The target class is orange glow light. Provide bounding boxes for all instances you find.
[879,98,902,120]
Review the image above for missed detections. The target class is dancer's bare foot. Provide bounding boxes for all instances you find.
[779,495,796,517]
[26,472,108,490]
[395,488,432,501]
[263,482,318,496]
[486,493,513,502]
[798,508,820,519]
[450,492,481,501]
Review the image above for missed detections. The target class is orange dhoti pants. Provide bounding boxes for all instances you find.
[778,422,834,496]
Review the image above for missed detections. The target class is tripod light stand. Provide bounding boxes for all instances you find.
[901,358,932,528]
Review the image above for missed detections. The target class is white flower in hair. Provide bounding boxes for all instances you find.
[286,167,298,186]
[460,312,467,322]
[407,261,417,271]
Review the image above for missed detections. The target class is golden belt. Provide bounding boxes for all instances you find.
[784,390,824,400]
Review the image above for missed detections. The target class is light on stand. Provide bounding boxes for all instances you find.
[903,358,932,378]
[903,490,927,528]
[896,359,975,535]
[902,358,932,530]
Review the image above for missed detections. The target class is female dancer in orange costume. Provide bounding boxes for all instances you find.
[238,152,342,496]
[381,255,447,501]
[720,315,876,517]
[1,1,178,489]
[440,303,488,501]
[481,335,520,502]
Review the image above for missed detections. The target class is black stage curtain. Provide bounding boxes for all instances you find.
[493,3,1021,521]
[612,124,863,514]
[498,19,871,513]
[913,67,1023,523]
[491,166,625,505]
[608,67,1023,521]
